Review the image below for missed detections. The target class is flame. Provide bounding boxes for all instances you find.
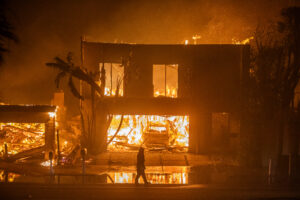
[104,87,124,97]
[232,36,254,44]
[105,87,177,98]
[184,40,189,45]
[0,123,45,155]
[154,88,177,98]
[192,34,201,44]
[41,159,56,167]
[107,115,189,152]
[48,112,56,118]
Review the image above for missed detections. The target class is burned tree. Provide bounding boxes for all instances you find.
[0,0,18,65]
[244,7,300,174]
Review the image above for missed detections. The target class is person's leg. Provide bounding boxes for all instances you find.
[141,171,148,184]
[135,172,140,184]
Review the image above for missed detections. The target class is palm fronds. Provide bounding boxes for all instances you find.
[46,53,103,99]
[54,71,66,88]
[68,76,83,100]
[0,2,18,64]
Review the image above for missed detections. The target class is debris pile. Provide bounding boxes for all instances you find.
[0,123,45,156]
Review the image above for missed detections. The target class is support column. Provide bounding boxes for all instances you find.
[82,98,107,155]
[189,112,212,154]
[94,103,108,154]
[45,117,55,158]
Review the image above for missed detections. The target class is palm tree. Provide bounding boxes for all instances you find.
[46,53,124,154]
[244,7,300,171]
[46,52,103,99]
[46,52,102,153]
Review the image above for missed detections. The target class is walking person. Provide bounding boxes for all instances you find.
[135,147,149,184]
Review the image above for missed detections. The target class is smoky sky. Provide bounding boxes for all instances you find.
[0,0,298,116]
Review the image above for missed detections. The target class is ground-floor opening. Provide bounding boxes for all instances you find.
[107,115,189,152]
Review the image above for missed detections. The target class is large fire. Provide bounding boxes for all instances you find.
[154,86,177,98]
[184,35,253,45]
[107,115,189,152]
[0,123,45,155]
[104,87,177,98]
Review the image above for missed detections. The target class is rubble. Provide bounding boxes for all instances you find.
[0,123,45,156]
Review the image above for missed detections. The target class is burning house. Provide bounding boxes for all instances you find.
[81,41,249,154]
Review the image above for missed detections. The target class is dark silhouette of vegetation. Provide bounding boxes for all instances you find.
[46,53,124,154]
[46,53,102,154]
[244,7,300,177]
[46,53,103,99]
[0,0,18,65]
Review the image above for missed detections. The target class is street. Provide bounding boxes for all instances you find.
[0,183,299,200]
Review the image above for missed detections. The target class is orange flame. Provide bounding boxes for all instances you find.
[107,115,189,152]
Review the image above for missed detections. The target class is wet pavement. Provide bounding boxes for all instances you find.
[94,152,214,166]
[0,151,298,199]
[0,163,268,185]
[0,152,263,185]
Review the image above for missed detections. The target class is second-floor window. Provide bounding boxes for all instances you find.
[99,63,124,96]
[153,64,178,98]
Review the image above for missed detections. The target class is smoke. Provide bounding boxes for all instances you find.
[0,0,297,115]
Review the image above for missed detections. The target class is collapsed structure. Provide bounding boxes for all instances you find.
[0,105,56,159]
[81,41,250,154]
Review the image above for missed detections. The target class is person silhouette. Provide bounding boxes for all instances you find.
[135,147,148,184]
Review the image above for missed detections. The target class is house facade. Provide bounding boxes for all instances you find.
[80,41,250,154]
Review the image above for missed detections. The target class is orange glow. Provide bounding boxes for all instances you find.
[0,123,45,155]
[104,87,177,98]
[107,172,188,184]
[107,115,189,152]
[40,159,56,167]
[232,36,253,44]
[0,170,20,182]
[48,112,56,118]
[104,87,124,97]
[192,34,201,44]
[154,86,177,98]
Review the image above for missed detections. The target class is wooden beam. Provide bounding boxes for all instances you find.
[100,97,192,115]
[0,112,51,123]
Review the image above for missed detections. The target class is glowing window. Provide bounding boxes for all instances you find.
[153,64,178,98]
[99,63,124,96]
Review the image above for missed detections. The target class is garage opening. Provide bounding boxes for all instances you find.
[107,115,189,152]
